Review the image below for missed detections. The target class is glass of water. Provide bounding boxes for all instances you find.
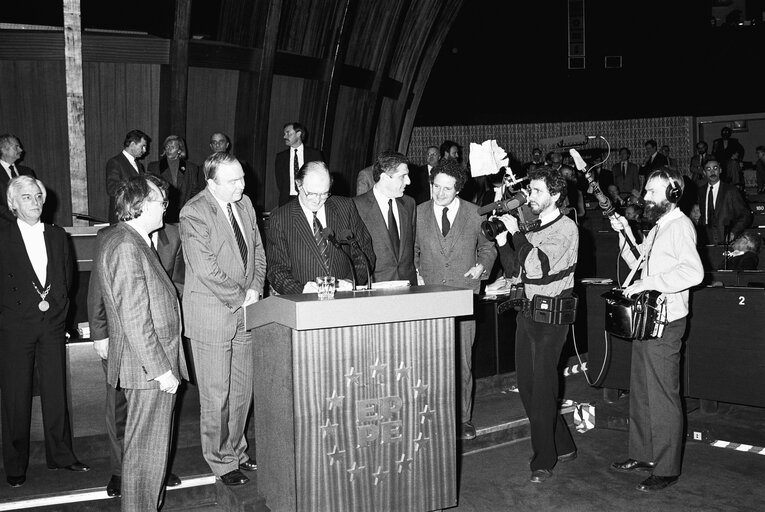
[316,276,336,299]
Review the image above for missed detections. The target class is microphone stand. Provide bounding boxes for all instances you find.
[343,233,373,291]
[322,228,358,291]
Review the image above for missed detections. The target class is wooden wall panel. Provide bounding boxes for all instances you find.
[277,0,342,58]
[185,66,239,167]
[83,62,161,222]
[343,0,396,70]
[0,60,71,226]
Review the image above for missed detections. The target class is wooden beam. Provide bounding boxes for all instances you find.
[160,0,192,140]
[63,0,87,226]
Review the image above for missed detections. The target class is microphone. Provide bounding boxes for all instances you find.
[568,148,588,171]
[476,190,528,216]
[338,229,373,290]
[321,227,358,291]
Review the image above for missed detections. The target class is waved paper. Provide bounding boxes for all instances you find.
[468,140,509,177]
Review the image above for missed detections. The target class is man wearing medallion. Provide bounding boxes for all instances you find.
[0,176,89,488]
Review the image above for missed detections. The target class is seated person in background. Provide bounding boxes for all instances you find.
[722,232,761,270]
[689,203,701,225]
[606,184,627,210]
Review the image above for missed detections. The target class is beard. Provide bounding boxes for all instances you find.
[643,199,671,223]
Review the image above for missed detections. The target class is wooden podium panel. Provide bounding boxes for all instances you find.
[246,286,472,512]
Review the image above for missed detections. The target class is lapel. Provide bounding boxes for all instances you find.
[714,184,726,215]
[118,153,139,176]
[202,189,245,270]
[122,224,175,297]
[43,226,55,287]
[365,191,397,257]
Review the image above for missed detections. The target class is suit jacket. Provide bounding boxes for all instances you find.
[406,164,432,204]
[697,181,752,244]
[610,161,641,195]
[0,221,72,327]
[180,188,266,341]
[88,223,185,341]
[267,196,376,295]
[106,153,144,223]
[353,190,417,285]
[147,157,204,223]
[275,146,324,206]
[0,165,36,223]
[712,137,745,163]
[415,198,497,294]
[95,223,188,389]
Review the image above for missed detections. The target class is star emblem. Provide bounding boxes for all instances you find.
[395,453,413,473]
[327,389,344,411]
[320,418,338,440]
[346,461,366,482]
[412,379,429,398]
[419,404,436,424]
[327,445,345,466]
[394,362,411,382]
[414,432,430,452]
[372,465,389,485]
[345,366,362,386]
[370,357,388,380]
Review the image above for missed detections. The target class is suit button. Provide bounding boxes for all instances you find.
[8,273,13,278]
[16,301,22,305]
[12,287,17,291]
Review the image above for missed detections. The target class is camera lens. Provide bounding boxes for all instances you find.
[481,218,507,241]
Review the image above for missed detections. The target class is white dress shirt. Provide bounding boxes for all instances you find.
[373,186,400,237]
[18,219,47,285]
[433,198,460,233]
[289,144,305,196]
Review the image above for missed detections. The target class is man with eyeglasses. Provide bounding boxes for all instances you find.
[697,159,752,245]
[92,174,188,509]
[267,160,375,294]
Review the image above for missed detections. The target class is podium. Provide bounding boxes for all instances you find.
[244,285,473,512]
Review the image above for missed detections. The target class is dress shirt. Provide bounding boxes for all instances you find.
[372,186,400,237]
[433,198,460,234]
[289,144,305,196]
[17,219,47,285]
[122,150,141,173]
[212,194,245,236]
[1,161,16,180]
[299,200,327,232]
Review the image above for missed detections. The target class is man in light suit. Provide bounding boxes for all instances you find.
[415,160,496,441]
[353,151,417,285]
[180,152,266,486]
[88,175,185,497]
[267,161,375,294]
[0,176,89,488]
[94,175,187,510]
[0,134,37,223]
[697,159,752,245]
[274,122,324,207]
[106,130,150,223]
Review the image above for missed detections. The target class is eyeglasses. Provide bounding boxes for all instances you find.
[705,166,721,171]
[148,199,169,209]
[299,186,331,200]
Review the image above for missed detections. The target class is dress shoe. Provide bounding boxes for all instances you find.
[460,421,477,440]
[610,459,655,474]
[557,451,578,463]
[48,461,91,472]
[530,469,552,483]
[165,472,182,487]
[636,474,679,492]
[106,475,121,497]
[239,459,258,471]
[220,469,249,486]
[7,474,25,488]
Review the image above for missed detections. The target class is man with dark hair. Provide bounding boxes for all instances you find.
[180,151,266,487]
[609,169,703,492]
[689,141,711,187]
[274,122,324,207]
[0,134,37,223]
[106,129,151,223]
[697,159,752,245]
[712,126,745,168]
[268,161,375,294]
[353,151,417,284]
[209,132,231,154]
[415,160,496,441]
[0,176,89,488]
[494,167,578,484]
[88,174,185,497]
[638,139,668,191]
[607,147,641,199]
[439,140,462,163]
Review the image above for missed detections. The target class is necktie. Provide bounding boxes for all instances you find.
[441,207,450,237]
[707,186,716,225]
[388,199,400,256]
[9,164,18,178]
[294,149,299,175]
[149,236,160,260]
[227,203,248,266]
[622,162,627,178]
[313,212,329,270]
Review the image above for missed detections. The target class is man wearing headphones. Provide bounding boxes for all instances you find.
[608,168,703,492]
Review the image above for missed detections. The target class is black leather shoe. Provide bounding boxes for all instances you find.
[530,469,552,483]
[106,475,121,497]
[165,472,182,487]
[239,459,258,471]
[610,459,655,474]
[7,475,25,488]
[636,474,679,492]
[460,421,477,440]
[48,461,91,472]
[220,469,249,486]
[557,451,578,463]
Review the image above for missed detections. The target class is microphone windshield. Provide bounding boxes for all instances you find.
[568,148,587,171]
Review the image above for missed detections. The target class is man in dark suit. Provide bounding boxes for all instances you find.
[353,151,417,285]
[148,135,204,223]
[106,130,150,223]
[689,141,712,188]
[180,152,266,487]
[274,122,323,207]
[95,175,188,509]
[414,160,496,441]
[712,126,745,169]
[0,176,89,488]
[88,175,184,497]
[608,147,641,199]
[0,134,37,223]
[638,139,668,191]
[697,159,752,245]
[267,161,376,294]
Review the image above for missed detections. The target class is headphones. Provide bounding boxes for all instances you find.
[666,179,682,204]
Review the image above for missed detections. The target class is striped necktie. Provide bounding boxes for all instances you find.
[313,212,329,270]
[227,203,248,266]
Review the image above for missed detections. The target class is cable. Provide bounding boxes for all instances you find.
[570,323,609,387]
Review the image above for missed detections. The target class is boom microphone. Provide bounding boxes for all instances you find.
[477,190,528,216]
[568,148,588,172]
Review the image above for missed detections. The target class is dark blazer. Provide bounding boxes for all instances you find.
[106,153,144,223]
[275,146,324,207]
[267,196,376,295]
[0,165,36,223]
[610,161,641,195]
[147,157,204,223]
[698,181,752,244]
[406,164,432,205]
[88,223,184,341]
[353,190,417,285]
[712,137,745,164]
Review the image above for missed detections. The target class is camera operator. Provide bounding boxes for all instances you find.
[493,167,578,484]
[608,169,703,492]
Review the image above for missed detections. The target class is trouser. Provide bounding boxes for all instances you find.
[457,316,476,423]
[515,315,575,471]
